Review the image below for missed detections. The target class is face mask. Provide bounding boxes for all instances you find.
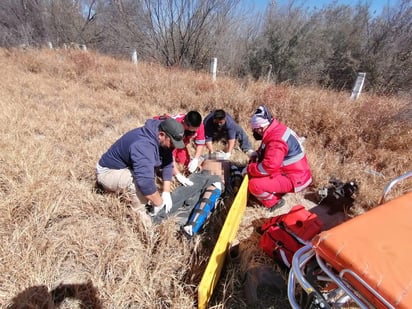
[253,131,263,141]
[184,129,196,136]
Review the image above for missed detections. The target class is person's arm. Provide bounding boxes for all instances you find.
[226,139,236,154]
[145,191,163,206]
[149,180,172,214]
[194,124,206,158]
[187,144,205,174]
[206,141,214,153]
[160,180,172,213]
[247,139,286,177]
[131,143,162,203]
[163,180,171,193]
[194,144,205,158]
[203,115,215,154]
[224,116,237,154]
[172,157,180,176]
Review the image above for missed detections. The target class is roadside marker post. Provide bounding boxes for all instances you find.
[210,57,217,82]
[350,72,366,100]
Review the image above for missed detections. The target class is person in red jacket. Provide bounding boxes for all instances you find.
[246,105,312,210]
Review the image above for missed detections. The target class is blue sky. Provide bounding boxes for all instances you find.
[243,0,392,15]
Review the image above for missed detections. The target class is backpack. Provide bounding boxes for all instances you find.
[259,205,323,268]
[318,178,358,214]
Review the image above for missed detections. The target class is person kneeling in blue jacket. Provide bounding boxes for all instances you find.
[96,118,185,226]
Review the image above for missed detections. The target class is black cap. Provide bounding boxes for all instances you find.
[213,109,226,120]
[159,118,185,149]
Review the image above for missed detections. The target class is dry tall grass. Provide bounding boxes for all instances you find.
[0,48,411,308]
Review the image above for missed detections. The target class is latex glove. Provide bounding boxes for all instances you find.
[214,151,230,160]
[146,202,163,216]
[188,158,199,173]
[175,173,194,186]
[222,152,231,160]
[161,191,173,213]
[151,204,163,216]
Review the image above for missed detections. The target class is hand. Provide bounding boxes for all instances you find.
[188,158,199,173]
[152,204,163,216]
[214,151,230,160]
[241,167,248,176]
[176,173,194,186]
[161,191,173,213]
[222,152,231,160]
[246,149,257,159]
[146,203,163,216]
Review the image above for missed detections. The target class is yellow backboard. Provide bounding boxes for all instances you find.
[198,175,249,309]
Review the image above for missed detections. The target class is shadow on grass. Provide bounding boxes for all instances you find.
[8,280,102,309]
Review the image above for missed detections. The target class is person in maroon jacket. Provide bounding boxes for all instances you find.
[246,105,312,210]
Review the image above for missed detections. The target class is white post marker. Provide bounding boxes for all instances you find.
[210,57,217,81]
[267,64,272,83]
[47,42,53,49]
[350,72,366,100]
[132,49,138,65]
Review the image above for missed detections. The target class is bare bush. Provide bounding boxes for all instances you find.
[0,0,47,46]
[0,0,410,93]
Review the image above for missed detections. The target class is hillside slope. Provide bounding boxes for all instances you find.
[0,48,410,308]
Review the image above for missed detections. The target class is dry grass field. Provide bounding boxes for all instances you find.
[0,48,411,309]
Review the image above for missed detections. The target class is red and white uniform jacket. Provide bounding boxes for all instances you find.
[170,113,205,147]
[154,113,205,165]
[247,119,312,192]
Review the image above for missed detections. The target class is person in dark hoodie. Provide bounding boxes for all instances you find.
[203,109,254,159]
[96,118,185,223]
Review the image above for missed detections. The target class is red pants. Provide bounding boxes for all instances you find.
[248,173,294,208]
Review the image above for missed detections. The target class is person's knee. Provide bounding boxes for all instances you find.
[97,169,133,193]
[96,174,111,192]
[248,179,261,196]
[117,170,134,190]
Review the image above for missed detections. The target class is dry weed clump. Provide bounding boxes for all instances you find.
[0,48,410,308]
